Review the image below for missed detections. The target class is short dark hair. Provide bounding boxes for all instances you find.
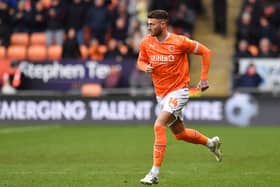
[148,10,169,20]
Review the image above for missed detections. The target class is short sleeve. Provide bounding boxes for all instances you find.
[181,36,200,53]
[138,41,149,63]
[137,40,149,71]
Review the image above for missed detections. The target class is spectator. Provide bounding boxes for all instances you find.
[62,28,81,59]
[234,0,280,59]
[30,1,46,33]
[110,2,129,41]
[233,39,252,74]
[12,1,31,32]
[111,16,129,41]
[236,12,257,45]
[0,1,12,47]
[127,18,144,57]
[127,0,137,17]
[45,0,66,46]
[234,63,263,89]
[240,0,262,25]
[170,3,195,37]
[148,0,171,12]
[66,0,86,45]
[88,39,106,61]
[117,41,133,59]
[83,0,92,7]
[104,38,132,62]
[212,0,227,36]
[262,3,278,27]
[6,0,18,8]
[256,16,277,43]
[104,38,120,60]
[135,0,148,34]
[257,37,275,58]
[234,39,252,59]
[86,0,111,44]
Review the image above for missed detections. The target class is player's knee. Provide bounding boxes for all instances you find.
[154,125,167,137]
[154,124,165,131]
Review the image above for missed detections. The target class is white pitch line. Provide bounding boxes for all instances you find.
[0,125,61,134]
[7,170,146,175]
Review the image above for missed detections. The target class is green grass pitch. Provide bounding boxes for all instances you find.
[0,125,279,187]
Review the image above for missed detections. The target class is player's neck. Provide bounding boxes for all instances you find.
[156,31,169,43]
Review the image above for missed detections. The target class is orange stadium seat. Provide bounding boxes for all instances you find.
[41,0,51,8]
[0,58,11,76]
[80,45,89,60]
[99,45,108,54]
[10,33,29,46]
[248,45,259,57]
[0,46,6,59]
[48,45,62,61]
[81,83,102,97]
[30,32,47,46]
[7,45,27,61]
[27,45,47,62]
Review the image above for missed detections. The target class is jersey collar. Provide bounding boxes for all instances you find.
[156,32,170,43]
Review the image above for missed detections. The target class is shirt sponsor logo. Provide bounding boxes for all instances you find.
[150,55,175,64]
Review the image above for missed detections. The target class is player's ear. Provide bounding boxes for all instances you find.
[160,20,167,26]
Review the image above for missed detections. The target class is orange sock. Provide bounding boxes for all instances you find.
[153,125,167,167]
[174,128,208,145]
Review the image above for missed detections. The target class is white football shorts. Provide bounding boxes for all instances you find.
[156,87,189,125]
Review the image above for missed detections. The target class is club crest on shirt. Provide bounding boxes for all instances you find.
[168,45,175,52]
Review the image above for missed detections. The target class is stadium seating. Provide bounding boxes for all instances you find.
[27,45,47,62]
[0,46,6,59]
[80,45,89,59]
[48,45,62,61]
[41,0,51,8]
[99,45,108,54]
[248,45,258,57]
[30,32,47,46]
[81,83,102,97]
[10,33,29,46]
[7,45,27,60]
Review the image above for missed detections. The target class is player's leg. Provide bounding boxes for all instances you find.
[140,111,175,185]
[170,119,222,162]
[170,119,208,144]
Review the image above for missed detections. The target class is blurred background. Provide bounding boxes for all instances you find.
[0,0,279,126]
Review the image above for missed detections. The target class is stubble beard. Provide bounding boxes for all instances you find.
[151,28,162,37]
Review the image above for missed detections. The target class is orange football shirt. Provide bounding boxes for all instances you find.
[137,33,211,97]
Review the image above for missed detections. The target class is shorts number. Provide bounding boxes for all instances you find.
[168,97,178,108]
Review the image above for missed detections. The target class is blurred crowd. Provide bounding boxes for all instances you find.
[233,0,280,90]
[234,0,280,62]
[0,0,203,61]
[0,0,206,93]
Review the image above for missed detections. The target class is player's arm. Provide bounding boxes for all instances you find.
[137,42,153,73]
[194,42,211,91]
[182,37,211,91]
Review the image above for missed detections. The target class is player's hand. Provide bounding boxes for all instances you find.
[145,64,153,73]
[197,80,209,91]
